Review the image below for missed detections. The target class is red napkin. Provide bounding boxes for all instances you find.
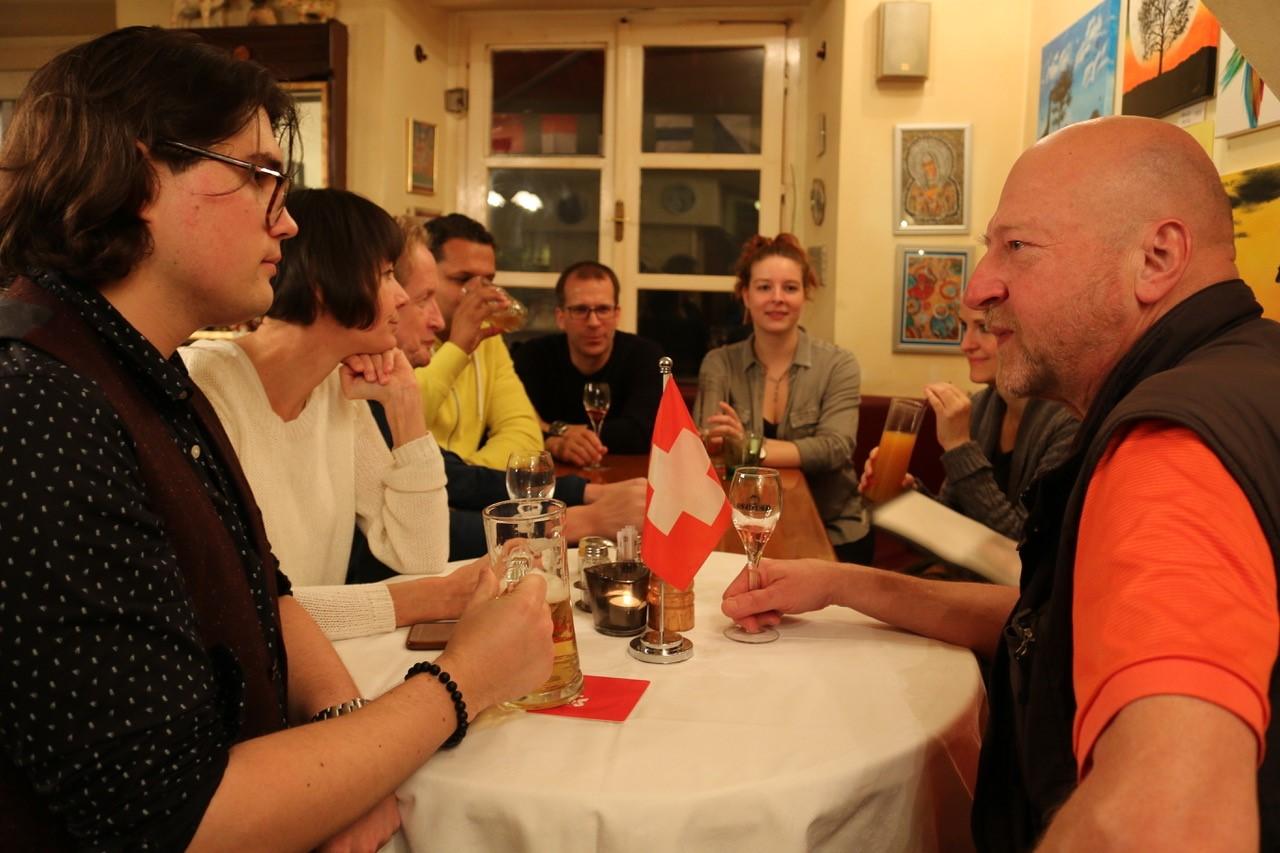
[528,675,649,722]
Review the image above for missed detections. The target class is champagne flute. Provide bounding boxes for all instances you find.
[724,466,783,644]
[581,381,611,471]
[506,451,556,499]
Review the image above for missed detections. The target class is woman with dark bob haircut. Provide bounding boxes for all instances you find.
[694,233,871,563]
[183,188,485,639]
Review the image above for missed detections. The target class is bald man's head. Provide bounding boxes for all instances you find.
[964,116,1240,413]
[1017,116,1235,265]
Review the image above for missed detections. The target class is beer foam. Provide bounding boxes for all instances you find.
[543,574,569,604]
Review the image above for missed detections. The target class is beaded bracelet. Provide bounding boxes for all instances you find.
[404,661,468,749]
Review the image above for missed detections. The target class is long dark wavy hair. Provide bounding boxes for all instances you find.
[0,26,297,289]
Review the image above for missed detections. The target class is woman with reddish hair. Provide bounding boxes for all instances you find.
[694,233,871,562]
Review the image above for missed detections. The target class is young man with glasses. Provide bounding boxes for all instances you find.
[513,261,664,467]
[0,28,551,850]
[417,213,543,469]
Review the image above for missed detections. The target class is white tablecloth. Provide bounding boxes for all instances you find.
[334,552,983,853]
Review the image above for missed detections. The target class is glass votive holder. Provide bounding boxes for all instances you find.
[584,561,650,637]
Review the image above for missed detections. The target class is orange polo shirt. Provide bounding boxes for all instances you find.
[1072,422,1279,777]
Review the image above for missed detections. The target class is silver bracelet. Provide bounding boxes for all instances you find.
[309,697,369,723]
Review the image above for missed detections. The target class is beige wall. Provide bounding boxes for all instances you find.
[814,0,1032,398]
[792,0,844,344]
[342,0,452,214]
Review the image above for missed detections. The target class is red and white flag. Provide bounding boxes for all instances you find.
[643,378,731,590]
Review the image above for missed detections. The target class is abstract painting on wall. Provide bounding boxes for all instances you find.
[1223,164,1280,320]
[1216,31,1280,138]
[1037,0,1121,138]
[1122,0,1219,118]
[894,247,971,354]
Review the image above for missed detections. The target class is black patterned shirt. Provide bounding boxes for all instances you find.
[0,272,289,850]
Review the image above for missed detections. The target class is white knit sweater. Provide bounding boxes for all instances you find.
[181,340,448,639]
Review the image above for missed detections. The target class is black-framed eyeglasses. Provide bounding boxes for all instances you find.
[158,140,291,227]
[563,304,618,321]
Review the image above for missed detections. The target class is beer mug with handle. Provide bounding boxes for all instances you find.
[482,498,584,709]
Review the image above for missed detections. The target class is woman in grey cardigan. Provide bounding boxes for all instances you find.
[694,234,871,562]
[865,303,1077,540]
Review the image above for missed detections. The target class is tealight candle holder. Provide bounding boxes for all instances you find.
[584,561,650,636]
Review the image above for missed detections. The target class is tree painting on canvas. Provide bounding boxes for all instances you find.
[1121,0,1219,118]
[1038,0,1120,139]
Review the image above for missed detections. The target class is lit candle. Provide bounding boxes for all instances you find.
[607,592,644,610]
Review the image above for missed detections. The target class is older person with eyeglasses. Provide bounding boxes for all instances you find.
[513,260,665,468]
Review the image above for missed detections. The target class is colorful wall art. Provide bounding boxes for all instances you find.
[1122,0,1219,118]
[1038,0,1121,138]
[1223,163,1280,320]
[894,247,971,353]
[1216,30,1280,138]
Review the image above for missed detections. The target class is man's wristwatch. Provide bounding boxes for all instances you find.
[546,420,570,438]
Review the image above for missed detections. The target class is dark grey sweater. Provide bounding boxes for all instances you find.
[937,389,1078,539]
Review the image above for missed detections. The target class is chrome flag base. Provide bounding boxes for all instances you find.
[628,630,693,664]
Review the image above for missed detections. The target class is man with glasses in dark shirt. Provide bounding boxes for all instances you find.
[0,27,550,851]
[513,261,664,467]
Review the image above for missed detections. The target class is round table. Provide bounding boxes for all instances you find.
[334,553,983,853]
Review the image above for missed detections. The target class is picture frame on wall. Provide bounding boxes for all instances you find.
[892,124,971,234]
[407,119,436,195]
[894,246,972,353]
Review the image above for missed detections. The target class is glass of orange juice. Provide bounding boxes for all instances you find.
[863,398,925,504]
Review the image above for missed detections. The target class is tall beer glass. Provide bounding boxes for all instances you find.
[482,498,583,709]
[863,398,926,504]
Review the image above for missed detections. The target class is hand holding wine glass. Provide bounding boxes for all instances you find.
[725,466,783,644]
[506,451,556,499]
[581,381,611,471]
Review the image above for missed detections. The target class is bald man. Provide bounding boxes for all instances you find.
[722,116,1280,851]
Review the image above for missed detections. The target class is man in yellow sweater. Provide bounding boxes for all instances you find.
[419,214,543,469]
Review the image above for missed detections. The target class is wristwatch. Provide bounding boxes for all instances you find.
[546,420,570,438]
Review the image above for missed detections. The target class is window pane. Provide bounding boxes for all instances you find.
[636,289,748,381]
[639,169,760,276]
[488,169,601,272]
[491,50,604,156]
[642,46,764,154]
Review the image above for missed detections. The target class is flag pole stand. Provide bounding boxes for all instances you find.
[628,357,693,665]
[628,579,693,664]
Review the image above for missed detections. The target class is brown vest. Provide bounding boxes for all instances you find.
[0,278,289,847]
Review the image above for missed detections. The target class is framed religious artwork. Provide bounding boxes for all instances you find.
[407,119,437,195]
[893,246,972,354]
[892,124,971,234]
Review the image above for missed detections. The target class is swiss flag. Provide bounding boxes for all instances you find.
[643,378,731,590]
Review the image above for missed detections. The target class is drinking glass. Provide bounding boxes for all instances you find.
[724,466,783,644]
[505,450,556,499]
[581,381,611,470]
[862,398,926,505]
[482,498,583,709]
